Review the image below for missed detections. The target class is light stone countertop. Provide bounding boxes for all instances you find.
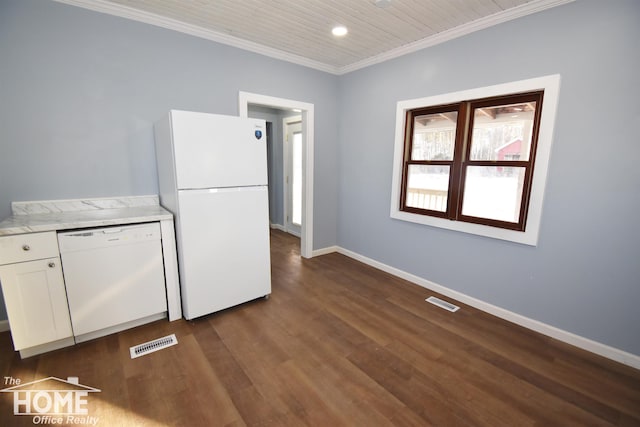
[0,196,174,236]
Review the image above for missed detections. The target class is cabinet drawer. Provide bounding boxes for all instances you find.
[0,232,60,264]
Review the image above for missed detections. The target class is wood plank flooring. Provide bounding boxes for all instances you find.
[1,229,639,426]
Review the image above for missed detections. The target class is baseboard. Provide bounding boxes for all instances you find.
[0,320,9,333]
[270,223,286,232]
[331,246,640,370]
[271,223,302,238]
[312,245,339,257]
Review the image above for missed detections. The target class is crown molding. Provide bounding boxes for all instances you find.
[54,0,574,76]
[338,0,576,74]
[52,0,340,74]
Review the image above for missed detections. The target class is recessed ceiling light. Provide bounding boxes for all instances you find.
[375,0,392,8]
[332,26,348,37]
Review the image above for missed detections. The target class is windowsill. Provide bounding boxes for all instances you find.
[390,209,541,245]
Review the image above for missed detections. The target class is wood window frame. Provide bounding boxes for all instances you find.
[390,75,561,246]
[400,102,465,219]
[460,91,544,231]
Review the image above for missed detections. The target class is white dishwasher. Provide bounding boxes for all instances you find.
[58,222,167,342]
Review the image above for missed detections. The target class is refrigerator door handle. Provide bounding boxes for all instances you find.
[182,186,267,194]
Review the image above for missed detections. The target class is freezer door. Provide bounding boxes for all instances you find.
[170,110,268,189]
[176,187,271,319]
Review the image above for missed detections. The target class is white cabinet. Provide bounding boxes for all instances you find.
[0,232,73,354]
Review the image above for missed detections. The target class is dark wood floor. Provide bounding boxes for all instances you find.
[1,229,639,426]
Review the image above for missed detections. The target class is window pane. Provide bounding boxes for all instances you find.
[412,111,457,161]
[461,166,525,223]
[469,101,536,161]
[405,165,449,212]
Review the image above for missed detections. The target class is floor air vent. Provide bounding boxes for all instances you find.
[130,334,178,359]
[426,296,460,312]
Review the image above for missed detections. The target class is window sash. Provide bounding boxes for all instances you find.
[400,91,544,232]
[402,161,452,217]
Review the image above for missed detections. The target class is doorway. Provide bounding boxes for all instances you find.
[239,92,314,259]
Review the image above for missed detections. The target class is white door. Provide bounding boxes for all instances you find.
[170,110,268,189]
[177,187,272,319]
[0,258,72,350]
[284,117,302,236]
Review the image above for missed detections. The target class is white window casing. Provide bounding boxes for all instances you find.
[390,74,561,246]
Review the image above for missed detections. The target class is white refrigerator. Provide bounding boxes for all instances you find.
[154,110,271,320]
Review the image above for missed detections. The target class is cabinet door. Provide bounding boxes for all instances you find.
[0,257,73,350]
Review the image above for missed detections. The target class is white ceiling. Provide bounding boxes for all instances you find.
[56,0,574,74]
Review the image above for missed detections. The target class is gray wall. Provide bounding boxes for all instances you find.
[337,0,640,355]
[0,0,339,320]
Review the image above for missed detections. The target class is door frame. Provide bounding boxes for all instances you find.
[239,92,314,259]
[283,115,302,237]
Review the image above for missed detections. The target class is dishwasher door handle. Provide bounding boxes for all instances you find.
[102,228,124,234]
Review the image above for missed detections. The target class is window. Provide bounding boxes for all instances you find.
[390,75,561,245]
[402,91,543,231]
